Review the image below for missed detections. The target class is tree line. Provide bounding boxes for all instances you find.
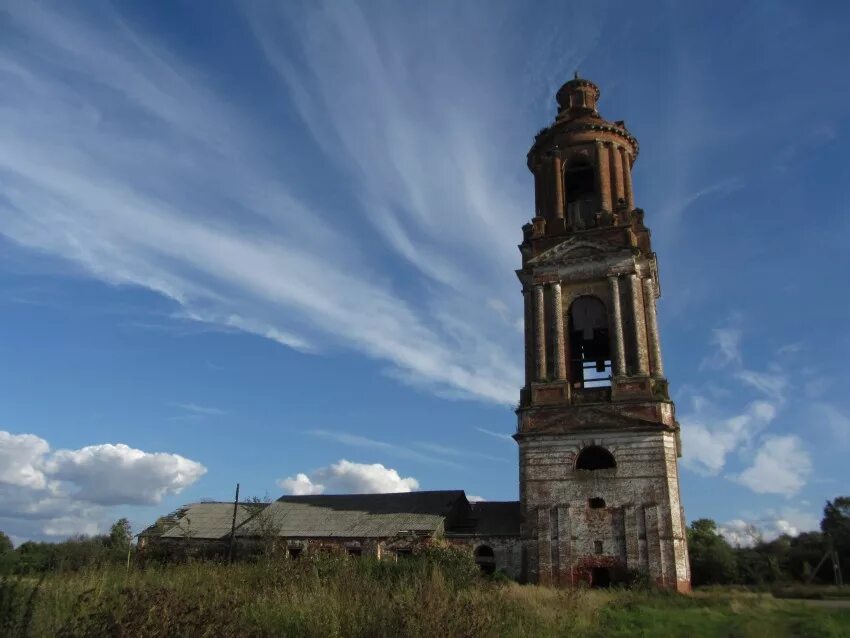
[1,497,848,587]
[688,497,848,587]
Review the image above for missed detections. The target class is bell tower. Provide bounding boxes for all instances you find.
[515,75,690,591]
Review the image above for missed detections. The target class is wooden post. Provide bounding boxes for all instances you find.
[228,483,240,564]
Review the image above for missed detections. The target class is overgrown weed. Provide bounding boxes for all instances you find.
[1,553,847,637]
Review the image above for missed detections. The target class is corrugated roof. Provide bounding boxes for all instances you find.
[149,492,520,542]
[237,491,466,539]
[160,502,263,540]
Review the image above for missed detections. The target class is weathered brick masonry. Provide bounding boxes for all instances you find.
[515,75,690,591]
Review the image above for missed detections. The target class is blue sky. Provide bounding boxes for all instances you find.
[0,0,848,544]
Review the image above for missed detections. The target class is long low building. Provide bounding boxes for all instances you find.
[140,490,522,578]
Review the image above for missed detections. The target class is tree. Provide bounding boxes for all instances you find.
[109,518,132,550]
[821,496,850,580]
[687,519,738,586]
[787,532,830,583]
[0,531,13,554]
[244,496,281,561]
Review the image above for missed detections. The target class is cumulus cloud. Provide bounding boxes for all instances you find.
[0,431,50,489]
[734,435,811,496]
[682,399,777,475]
[46,443,206,506]
[0,430,206,539]
[278,460,419,496]
[681,324,812,496]
[719,508,819,547]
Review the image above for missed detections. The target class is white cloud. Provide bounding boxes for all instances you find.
[308,430,462,468]
[735,368,788,402]
[475,427,515,443]
[734,435,811,496]
[681,399,777,475]
[171,403,226,417]
[0,430,206,539]
[0,2,527,407]
[278,460,419,495]
[0,431,50,489]
[47,443,206,506]
[719,508,819,547]
[811,402,850,443]
[277,473,323,496]
[467,495,486,503]
[700,327,742,369]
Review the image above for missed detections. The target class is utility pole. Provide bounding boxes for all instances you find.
[228,483,240,564]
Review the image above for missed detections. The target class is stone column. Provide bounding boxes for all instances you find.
[534,284,547,381]
[622,149,635,209]
[523,289,535,385]
[611,144,624,206]
[552,283,566,380]
[630,274,649,375]
[553,156,565,219]
[596,141,612,211]
[643,277,665,377]
[608,276,626,376]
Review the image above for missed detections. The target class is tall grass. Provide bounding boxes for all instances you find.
[1,550,848,637]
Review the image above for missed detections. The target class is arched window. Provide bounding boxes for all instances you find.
[588,497,606,509]
[575,446,616,471]
[474,545,496,575]
[564,159,597,229]
[569,296,612,387]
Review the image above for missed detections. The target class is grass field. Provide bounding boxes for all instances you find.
[2,552,848,637]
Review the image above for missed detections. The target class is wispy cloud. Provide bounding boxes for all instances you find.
[171,403,226,417]
[308,430,461,469]
[475,427,515,443]
[0,2,539,406]
[414,441,510,464]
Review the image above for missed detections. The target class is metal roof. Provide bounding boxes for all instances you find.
[148,491,521,541]
[237,491,466,539]
[159,502,263,540]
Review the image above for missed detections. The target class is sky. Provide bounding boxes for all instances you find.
[0,0,848,546]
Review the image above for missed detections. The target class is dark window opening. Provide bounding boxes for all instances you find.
[347,547,362,557]
[395,548,413,559]
[569,297,612,388]
[576,446,616,471]
[474,545,496,575]
[287,547,302,559]
[564,160,598,229]
[588,497,606,509]
[594,541,604,555]
[591,566,611,588]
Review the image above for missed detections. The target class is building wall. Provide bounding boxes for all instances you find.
[519,428,690,591]
[447,536,523,580]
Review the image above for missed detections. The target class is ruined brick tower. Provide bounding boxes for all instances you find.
[515,75,690,591]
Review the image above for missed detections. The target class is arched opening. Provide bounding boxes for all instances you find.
[591,567,611,588]
[576,446,616,471]
[569,296,612,387]
[564,159,597,229]
[588,497,606,509]
[474,545,496,575]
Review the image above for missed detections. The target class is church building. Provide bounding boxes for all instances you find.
[141,76,690,591]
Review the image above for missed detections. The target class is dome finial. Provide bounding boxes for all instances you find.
[574,70,579,80]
